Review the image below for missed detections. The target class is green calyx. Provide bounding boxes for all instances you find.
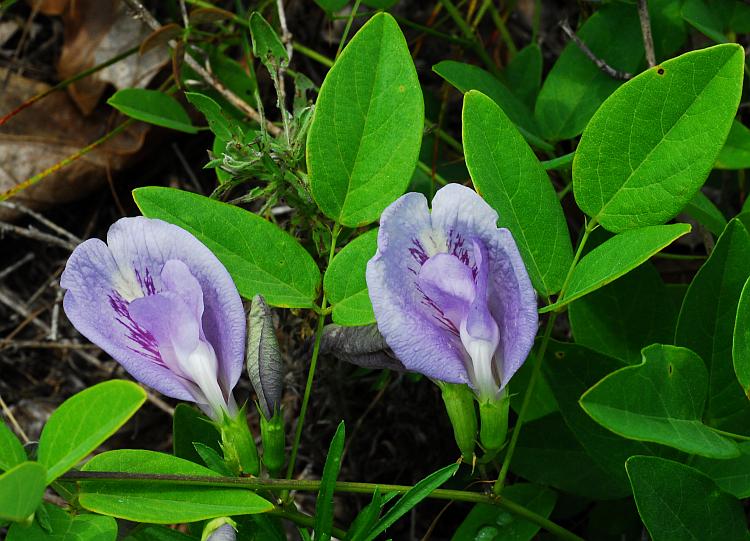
[478,390,510,462]
[438,381,478,463]
[260,407,286,477]
[218,406,260,476]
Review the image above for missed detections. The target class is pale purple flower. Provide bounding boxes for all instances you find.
[61,217,245,419]
[366,184,538,399]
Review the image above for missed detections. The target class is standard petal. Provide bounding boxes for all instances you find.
[486,229,538,388]
[416,253,474,331]
[61,238,194,401]
[105,217,245,394]
[430,184,500,253]
[367,193,470,384]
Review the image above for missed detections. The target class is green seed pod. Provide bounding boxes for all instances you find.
[438,381,478,463]
[260,408,286,477]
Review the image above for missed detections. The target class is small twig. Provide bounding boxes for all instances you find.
[0,221,78,250]
[0,252,34,281]
[560,20,632,80]
[48,288,63,341]
[171,143,203,194]
[0,392,29,443]
[121,0,282,137]
[0,201,81,243]
[0,340,99,351]
[637,0,656,68]
[276,0,293,62]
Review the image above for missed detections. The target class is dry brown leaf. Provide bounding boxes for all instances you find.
[57,0,168,115]
[25,0,70,16]
[0,68,149,220]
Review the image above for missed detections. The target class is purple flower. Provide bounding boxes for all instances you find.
[366,184,538,399]
[61,217,245,419]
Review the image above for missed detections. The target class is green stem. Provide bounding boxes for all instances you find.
[494,312,556,493]
[542,152,575,171]
[63,471,583,541]
[438,0,498,74]
[707,426,750,441]
[416,160,448,186]
[557,182,573,201]
[270,507,347,538]
[284,223,342,491]
[393,14,472,46]
[487,4,517,57]
[532,0,542,43]
[292,42,334,67]
[336,0,362,59]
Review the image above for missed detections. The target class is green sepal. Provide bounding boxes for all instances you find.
[201,516,237,541]
[218,406,260,476]
[478,390,510,461]
[260,407,286,477]
[437,382,477,463]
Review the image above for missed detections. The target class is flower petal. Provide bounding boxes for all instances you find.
[367,193,470,384]
[416,253,474,330]
[61,238,194,401]
[61,217,245,401]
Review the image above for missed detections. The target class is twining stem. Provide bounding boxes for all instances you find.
[707,426,750,442]
[438,0,498,75]
[284,223,342,491]
[63,471,584,541]
[494,219,597,492]
[336,0,362,60]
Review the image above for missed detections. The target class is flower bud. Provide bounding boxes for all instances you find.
[202,517,237,541]
[260,408,286,477]
[437,381,477,463]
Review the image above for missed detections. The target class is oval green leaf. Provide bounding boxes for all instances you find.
[307,13,424,227]
[676,218,750,430]
[463,90,573,296]
[626,456,747,541]
[434,61,550,151]
[108,89,198,133]
[733,276,750,397]
[541,223,691,313]
[133,186,321,308]
[573,43,744,233]
[716,119,750,169]
[38,380,146,483]
[79,450,273,523]
[324,229,377,326]
[314,421,345,541]
[0,422,26,472]
[0,462,47,522]
[7,503,117,541]
[580,344,739,458]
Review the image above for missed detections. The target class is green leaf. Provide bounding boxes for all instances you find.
[0,462,47,522]
[542,341,679,496]
[324,229,377,326]
[541,223,690,313]
[248,12,288,68]
[573,44,744,233]
[683,191,727,236]
[534,3,643,141]
[503,44,542,108]
[314,422,345,541]
[173,404,222,466]
[307,13,424,226]
[675,218,750,431]
[693,441,750,499]
[508,356,558,423]
[79,450,273,523]
[7,503,117,541]
[38,380,146,483]
[580,344,740,458]
[107,89,198,133]
[512,413,629,500]
[569,263,683,364]
[0,422,26,472]
[314,0,349,12]
[434,60,550,150]
[463,90,573,296]
[451,483,556,541]
[124,524,196,541]
[346,488,382,541]
[681,0,729,42]
[193,443,234,476]
[363,463,459,541]
[185,92,236,141]
[134,187,321,308]
[626,456,747,541]
[733,276,750,397]
[716,119,750,169]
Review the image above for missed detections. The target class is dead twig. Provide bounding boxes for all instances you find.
[0,252,34,281]
[0,201,81,243]
[122,0,282,137]
[0,221,78,250]
[637,0,656,68]
[560,20,632,81]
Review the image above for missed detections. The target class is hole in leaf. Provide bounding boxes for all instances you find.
[657,67,665,75]
[668,364,674,375]
[554,351,565,360]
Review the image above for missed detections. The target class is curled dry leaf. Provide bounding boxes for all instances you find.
[57,0,168,115]
[0,68,149,220]
[320,323,406,372]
